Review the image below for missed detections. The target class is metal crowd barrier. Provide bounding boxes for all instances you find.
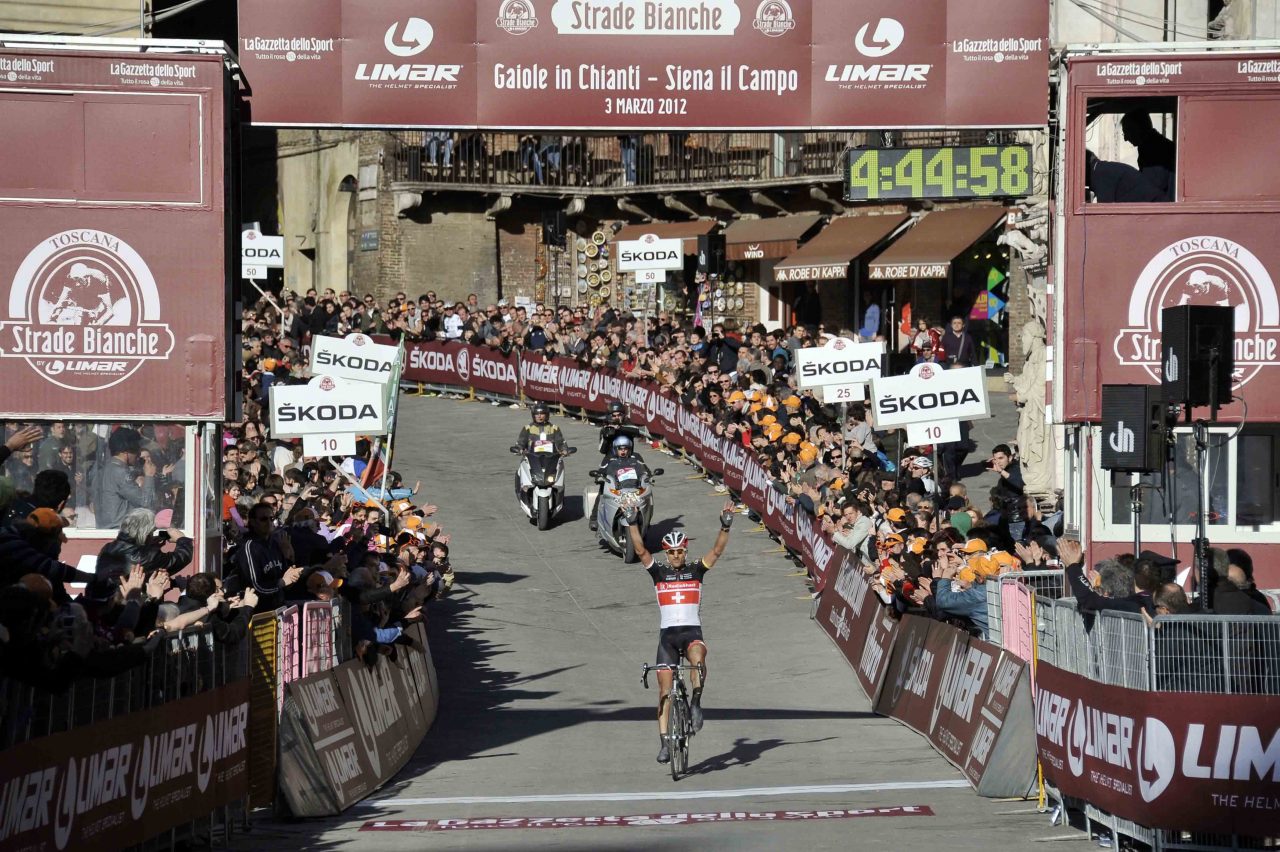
[0,624,252,849]
[986,569,1066,648]
[1001,576,1280,850]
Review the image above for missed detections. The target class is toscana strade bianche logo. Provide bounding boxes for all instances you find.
[496,0,539,35]
[752,0,795,37]
[0,230,175,392]
[1113,236,1280,390]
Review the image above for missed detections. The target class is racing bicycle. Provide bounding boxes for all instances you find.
[642,655,701,781]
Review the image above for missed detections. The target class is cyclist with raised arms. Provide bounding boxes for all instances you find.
[623,499,735,764]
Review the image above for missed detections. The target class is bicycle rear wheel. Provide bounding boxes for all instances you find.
[666,693,686,780]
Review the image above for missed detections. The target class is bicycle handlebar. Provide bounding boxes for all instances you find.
[641,662,698,689]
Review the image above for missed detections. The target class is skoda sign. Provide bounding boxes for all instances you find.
[795,337,885,391]
[310,333,401,386]
[870,363,989,429]
[269,374,387,438]
[616,233,685,272]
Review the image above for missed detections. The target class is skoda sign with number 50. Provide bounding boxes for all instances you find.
[269,375,387,438]
[870,364,989,428]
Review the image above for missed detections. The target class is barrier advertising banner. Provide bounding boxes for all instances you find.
[1035,663,1280,836]
[0,680,250,852]
[238,0,1049,128]
[277,623,438,816]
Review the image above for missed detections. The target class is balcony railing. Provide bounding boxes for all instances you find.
[387,129,1017,191]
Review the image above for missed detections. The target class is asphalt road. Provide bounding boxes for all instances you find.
[239,391,1086,851]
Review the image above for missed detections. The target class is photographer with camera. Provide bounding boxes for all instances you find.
[986,444,1027,543]
[96,507,194,580]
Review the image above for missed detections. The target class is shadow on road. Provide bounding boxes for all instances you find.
[684,735,838,777]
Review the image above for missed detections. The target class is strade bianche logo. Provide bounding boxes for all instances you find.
[1114,236,1280,390]
[0,230,175,392]
[753,0,795,37]
[496,0,539,35]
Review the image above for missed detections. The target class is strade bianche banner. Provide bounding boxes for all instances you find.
[238,0,1049,128]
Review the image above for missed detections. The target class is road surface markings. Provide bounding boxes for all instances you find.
[360,805,936,831]
[366,779,969,807]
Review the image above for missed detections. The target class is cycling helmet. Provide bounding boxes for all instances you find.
[531,402,550,421]
[612,434,633,452]
[661,530,688,551]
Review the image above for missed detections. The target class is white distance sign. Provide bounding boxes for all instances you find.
[616,234,685,272]
[795,337,885,399]
[269,375,386,438]
[870,363,989,429]
[302,433,356,458]
[309,333,400,386]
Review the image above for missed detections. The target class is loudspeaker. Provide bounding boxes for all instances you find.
[1100,384,1165,473]
[541,210,566,249]
[1161,305,1234,409]
[697,232,726,276]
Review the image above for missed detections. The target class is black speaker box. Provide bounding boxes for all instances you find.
[1160,305,1234,408]
[1100,384,1165,473]
[697,232,726,276]
[541,210,566,248]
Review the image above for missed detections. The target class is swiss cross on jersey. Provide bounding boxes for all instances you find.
[647,559,708,628]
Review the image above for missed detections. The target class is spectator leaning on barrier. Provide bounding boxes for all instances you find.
[96,507,194,579]
[1059,539,1155,618]
[229,501,303,612]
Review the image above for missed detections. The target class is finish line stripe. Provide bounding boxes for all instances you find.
[360,805,936,832]
[366,779,969,808]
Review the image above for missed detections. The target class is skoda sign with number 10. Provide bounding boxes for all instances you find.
[269,374,387,438]
[870,363,989,428]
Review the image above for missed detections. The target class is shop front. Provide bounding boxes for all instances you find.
[771,213,910,334]
[866,206,1009,362]
[721,214,824,331]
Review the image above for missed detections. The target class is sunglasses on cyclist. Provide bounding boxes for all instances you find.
[664,548,687,556]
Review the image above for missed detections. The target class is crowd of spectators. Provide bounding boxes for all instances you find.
[1,282,1272,696]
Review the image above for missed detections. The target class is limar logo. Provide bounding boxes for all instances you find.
[855,17,904,57]
[496,0,539,35]
[384,17,434,56]
[1115,236,1280,390]
[1137,716,1176,802]
[0,230,175,392]
[753,0,795,37]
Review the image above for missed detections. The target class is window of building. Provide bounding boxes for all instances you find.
[1083,96,1177,204]
[1096,425,1280,541]
[2,420,192,534]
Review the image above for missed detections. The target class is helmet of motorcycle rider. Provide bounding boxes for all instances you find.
[531,402,550,422]
[661,530,688,551]
[612,434,633,456]
[607,400,625,422]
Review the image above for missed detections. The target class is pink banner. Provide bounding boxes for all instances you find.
[999,580,1036,670]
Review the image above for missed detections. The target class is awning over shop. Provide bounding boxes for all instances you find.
[614,220,716,253]
[723,214,824,261]
[772,214,909,282]
[866,207,1006,281]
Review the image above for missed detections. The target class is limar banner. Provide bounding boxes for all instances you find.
[0,680,250,852]
[1035,662,1280,836]
[238,0,1049,128]
[276,623,438,816]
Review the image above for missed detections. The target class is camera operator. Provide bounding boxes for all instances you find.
[95,508,194,579]
[987,444,1026,542]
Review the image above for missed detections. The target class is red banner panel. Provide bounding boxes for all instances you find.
[0,681,249,852]
[238,0,1049,128]
[1036,663,1280,836]
[0,49,231,419]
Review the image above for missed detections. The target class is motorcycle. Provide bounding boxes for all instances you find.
[590,463,663,562]
[511,444,576,530]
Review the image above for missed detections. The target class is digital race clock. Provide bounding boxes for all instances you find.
[844,145,1032,201]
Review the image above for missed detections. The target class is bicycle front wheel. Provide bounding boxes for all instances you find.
[666,694,686,781]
